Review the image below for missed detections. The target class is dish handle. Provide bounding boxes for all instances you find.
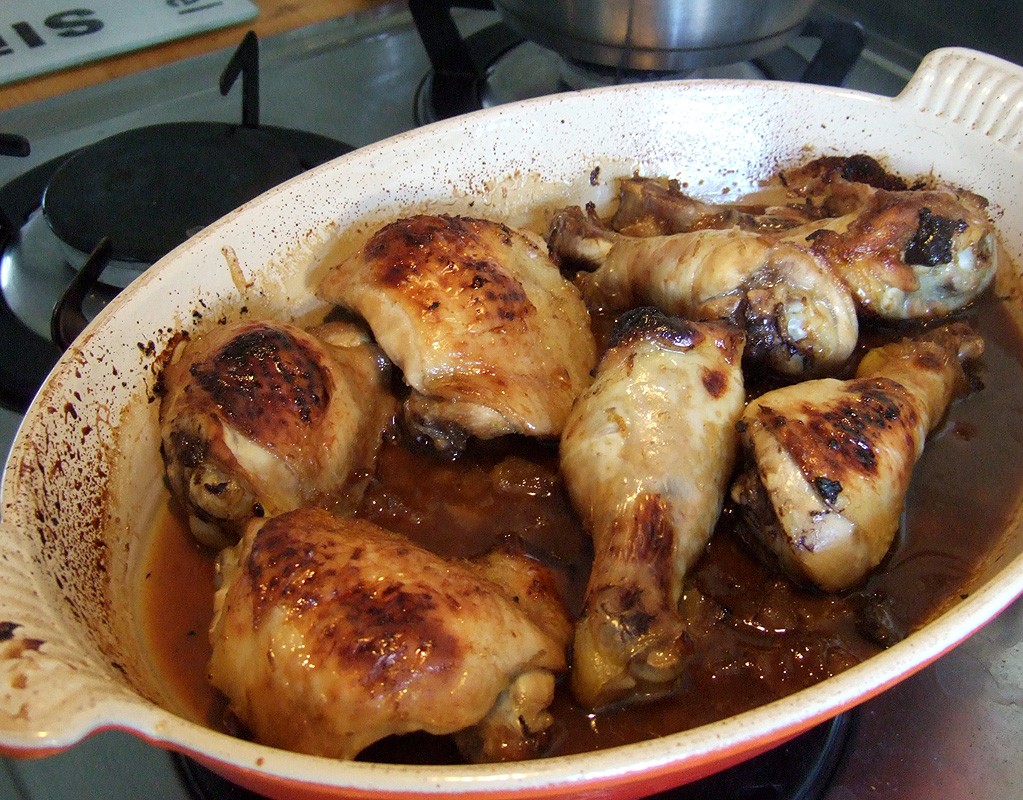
[897,46,1023,154]
[0,520,113,756]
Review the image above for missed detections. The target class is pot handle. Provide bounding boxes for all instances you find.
[897,47,1023,155]
[0,520,111,755]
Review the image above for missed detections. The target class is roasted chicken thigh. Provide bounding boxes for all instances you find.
[159,319,394,548]
[208,508,571,762]
[560,308,746,708]
[548,204,857,376]
[731,322,983,592]
[317,214,597,453]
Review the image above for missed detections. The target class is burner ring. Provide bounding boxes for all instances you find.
[41,121,350,276]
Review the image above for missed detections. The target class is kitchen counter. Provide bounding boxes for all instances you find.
[0,0,391,112]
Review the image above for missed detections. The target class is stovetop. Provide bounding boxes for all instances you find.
[1,2,1022,798]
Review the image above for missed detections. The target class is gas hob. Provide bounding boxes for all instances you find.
[1,2,1021,799]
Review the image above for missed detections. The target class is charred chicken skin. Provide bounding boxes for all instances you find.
[560,308,746,708]
[731,322,983,592]
[797,199,995,321]
[159,319,395,549]
[548,204,857,377]
[317,214,597,453]
[208,508,572,762]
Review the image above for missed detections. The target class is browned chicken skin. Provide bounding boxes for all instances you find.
[317,214,597,453]
[208,508,571,762]
[731,322,984,592]
[159,319,395,548]
[560,308,746,708]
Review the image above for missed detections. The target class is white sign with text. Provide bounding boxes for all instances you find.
[0,0,258,86]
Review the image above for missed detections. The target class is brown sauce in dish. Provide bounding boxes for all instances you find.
[140,294,1023,762]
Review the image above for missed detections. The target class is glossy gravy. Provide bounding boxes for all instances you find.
[140,295,1023,762]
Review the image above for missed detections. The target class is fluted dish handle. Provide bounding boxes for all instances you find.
[897,47,1023,153]
[0,519,115,755]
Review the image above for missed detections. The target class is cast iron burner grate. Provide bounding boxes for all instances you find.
[411,0,865,124]
[173,711,853,800]
[0,32,353,412]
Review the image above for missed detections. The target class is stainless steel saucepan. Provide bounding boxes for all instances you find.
[492,0,821,71]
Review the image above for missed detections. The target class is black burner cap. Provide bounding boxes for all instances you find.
[41,121,348,265]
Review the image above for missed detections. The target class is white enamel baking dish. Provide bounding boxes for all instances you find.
[1,46,1022,800]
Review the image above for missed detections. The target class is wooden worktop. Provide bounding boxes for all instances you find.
[0,0,393,112]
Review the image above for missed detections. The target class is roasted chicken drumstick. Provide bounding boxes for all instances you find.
[603,159,998,322]
[548,204,857,377]
[159,319,394,548]
[317,214,597,453]
[731,322,984,592]
[560,308,746,708]
[208,508,572,762]
[795,188,996,321]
